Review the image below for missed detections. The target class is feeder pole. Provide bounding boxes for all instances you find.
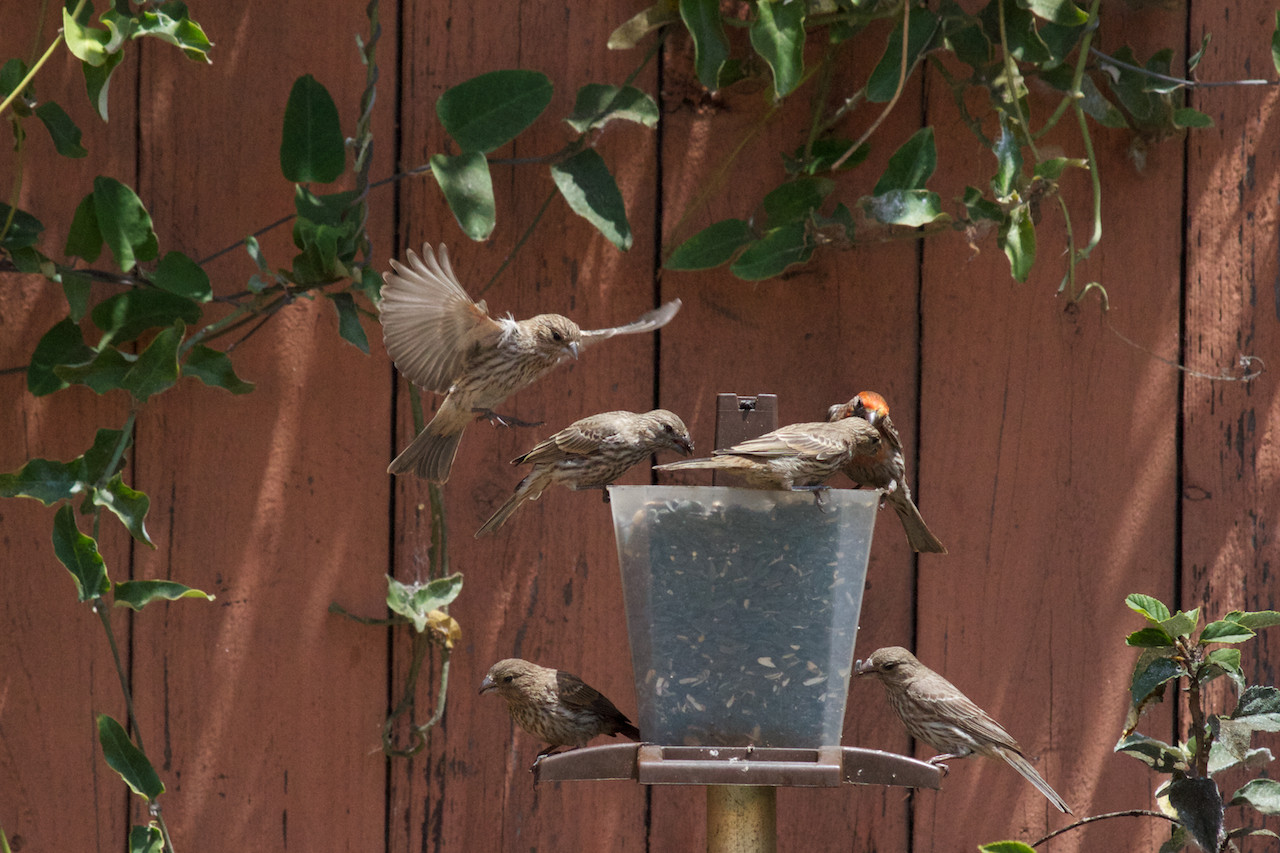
[707,394,780,852]
[707,786,776,853]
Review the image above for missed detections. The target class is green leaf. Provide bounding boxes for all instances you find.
[80,428,127,485]
[1226,609,1280,630]
[114,579,214,611]
[1200,619,1254,644]
[1173,108,1213,129]
[0,202,43,250]
[1273,11,1280,76]
[82,50,125,121]
[874,127,936,193]
[430,152,496,241]
[54,347,134,394]
[609,1,682,50]
[182,344,255,394]
[1188,32,1211,73]
[91,289,202,346]
[1228,827,1280,843]
[97,714,164,800]
[65,192,103,261]
[963,186,1003,223]
[1113,732,1189,772]
[1207,719,1273,776]
[151,251,212,301]
[1200,647,1243,687]
[63,272,93,320]
[129,5,213,62]
[53,505,110,601]
[665,219,754,270]
[128,824,165,853]
[679,0,730,90]
[0,58,30,108]
[1022,0,1087,26]
[998,207,1029,280]
[120,321,182,402]
[281,75,345,184]
[386,573,464,633]
[981,1,1050,64]
[749,0,806,99]
[93,474,152,546]
[867,7,940,103]
[978,843,1036,853]
[63,5,123,67]
[35,101,88,157]
[1131,655,1183,707]
[92,177,158,271]
[1073,74,1128,128]
[1235,685,1280,718]
[436,70,554,153]
[566,84,658,133]
[729,221,812,280]
[862,188,945,227]
[327,292,370,353]
[1125,626,1175,647]
[1126,593,1171,623]
[28,318,95,396]
[1230,779,1280,815]
[550,148,632,250]
[1167,776,1224,853]
[991,117,1022,199]
[763,177,835,228]
[1033,157,1087,180]
[0,457,84,505]
[1160,608,1201,640]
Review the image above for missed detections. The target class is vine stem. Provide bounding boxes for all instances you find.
[830,0,910,171]
[1089,47,1278,89]
[1032,809,1178,846]
[0,0,87,118]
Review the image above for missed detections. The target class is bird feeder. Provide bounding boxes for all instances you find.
[539,394,940,852]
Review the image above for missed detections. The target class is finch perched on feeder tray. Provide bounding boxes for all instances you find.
[855,646,1071,813]
[480,658,641,772]
[379,243,681,482]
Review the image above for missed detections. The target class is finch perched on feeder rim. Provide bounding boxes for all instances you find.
[654,416,880,490]
[379,243,682,482]
[479,658,641,769]
[827,390,946,553]
[855,646,1072,813]
[475,409,693,537]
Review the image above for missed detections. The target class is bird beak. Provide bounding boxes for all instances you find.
[566,341,580,360]
[677,437,694,456]
[479,675,496,695]
[853,659,872,676]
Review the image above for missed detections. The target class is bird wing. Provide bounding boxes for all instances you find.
[513,413,630,465]
[379,243,501,392]
[722,421,851,461]
[555,670,612,713]
[578,299,682,347]
[909,677,1024,755]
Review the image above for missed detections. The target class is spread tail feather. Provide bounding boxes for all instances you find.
[474,475,548,537]
[388,422,463,483]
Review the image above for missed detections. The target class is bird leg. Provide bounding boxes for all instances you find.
[472,408,544,428]
[791,484,831,510]
[926,754,958,776]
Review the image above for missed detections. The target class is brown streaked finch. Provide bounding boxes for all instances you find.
[379,243,682,482]
[479,658,641,770]
[474,409,693,537]
[855,646,1072,813]
[654,416,880,490]
[828,390,946,553]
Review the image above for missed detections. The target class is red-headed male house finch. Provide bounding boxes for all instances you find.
[654,416,880,490]
[827,391,946,553]
[379,243,682,482]
[855,646,1072,813]
[479,658,641,766]
[475,409,693,537]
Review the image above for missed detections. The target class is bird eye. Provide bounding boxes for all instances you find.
[503,675,515,683]
[881,662,897,671]
[550,330,563,342]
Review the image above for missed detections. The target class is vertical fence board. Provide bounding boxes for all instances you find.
[915,4,1185,850]
[1184,2,1280,848]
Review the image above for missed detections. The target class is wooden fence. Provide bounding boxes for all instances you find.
[2,1,1277,850]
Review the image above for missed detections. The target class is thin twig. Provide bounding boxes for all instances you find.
[1090,48,1277,89]
[831,0,911,170]
[1033,809,1178,846]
